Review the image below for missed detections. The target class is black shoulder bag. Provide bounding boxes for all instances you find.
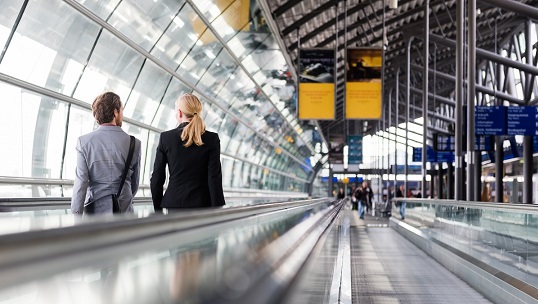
[85,136,135,214]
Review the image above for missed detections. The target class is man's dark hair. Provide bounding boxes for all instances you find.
[92,92,121,124]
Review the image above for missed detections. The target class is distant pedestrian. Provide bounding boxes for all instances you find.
[337,188,345,199]
[354,181,373,219]
[395,184,406,220]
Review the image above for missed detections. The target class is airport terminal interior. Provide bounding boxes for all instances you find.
[1,0,538,303]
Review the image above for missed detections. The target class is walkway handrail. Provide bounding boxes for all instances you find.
[0,189,309,211]
[392,198,538,213]
[0,198,334,290]
[207,199,344,303]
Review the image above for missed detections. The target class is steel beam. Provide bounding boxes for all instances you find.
[410,64,525,105]
[430,34,538,76]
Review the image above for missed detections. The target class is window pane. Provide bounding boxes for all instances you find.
[152,78,192,129]
[0,0,100,95]
[123,61,170,124]
[177,29,222,84]
[192,0,234,23]
[211,0,251,41]
[73,30,144,103]
[62,105,99,180]
[196,49,237,98]
[75,0,122,20]
[0,82,68,180]
[143,131,161,185]
[0,0,25,49]
[107,0,185,51]
[150,3,198,69]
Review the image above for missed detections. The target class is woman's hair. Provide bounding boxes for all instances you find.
[92,92,122,124]
[176,93,206,147]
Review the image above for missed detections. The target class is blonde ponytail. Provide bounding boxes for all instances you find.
[176,94,206,147]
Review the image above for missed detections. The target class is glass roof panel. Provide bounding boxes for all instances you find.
[0,0,100,95]
[107,0,185,51]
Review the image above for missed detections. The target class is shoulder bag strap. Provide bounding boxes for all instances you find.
[117,136,135,196]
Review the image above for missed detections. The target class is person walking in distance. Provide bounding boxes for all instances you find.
[354,181,373,219]
[395,184,406,220]
[151,93,225,212]
[71,92,141,215]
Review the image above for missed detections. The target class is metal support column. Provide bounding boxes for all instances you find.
[524,136,533,204]
[467,0,477,201]
[438,164,444,199]
[495,137,504,202]
[422,0,429,196]
[388,90,392,185]
[447,162,454,199]
[475,151,482,201]
[406,37,413,195]
[328,167,334,197]
[523,19,534,204]
[380,123,384,187]
[395,68,400,185]
[455,0,464,200]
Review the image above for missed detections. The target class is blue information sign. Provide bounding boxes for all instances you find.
[435,135,455,151]
[391,165,422,174]
[412,146,437,162]
[507,106,538,136]
[347,135,363,164]
[475,136,494,151]
[475,106,507,135]
[436,151,455,163]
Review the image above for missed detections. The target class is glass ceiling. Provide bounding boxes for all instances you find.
[0,0,324,197]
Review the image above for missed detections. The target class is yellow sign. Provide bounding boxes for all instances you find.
[298,49,335,120]
[346,48,382,119]
[346,82,382,119]
[342,177,349,184]
[299,83,334,119]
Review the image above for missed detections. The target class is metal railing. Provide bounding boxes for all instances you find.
[0,198,337,296]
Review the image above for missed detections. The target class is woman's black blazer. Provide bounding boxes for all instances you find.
[150,123,225,210]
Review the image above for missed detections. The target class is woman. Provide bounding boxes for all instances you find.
[150,93,225,211]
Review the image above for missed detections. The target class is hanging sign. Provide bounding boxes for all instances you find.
[475,106,507,135]
[507,106,537,136]
[347,135,363,164]
[345,48,382,119]
[298,49,335,119]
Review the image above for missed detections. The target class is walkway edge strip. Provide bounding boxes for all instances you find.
[330,214,352,304]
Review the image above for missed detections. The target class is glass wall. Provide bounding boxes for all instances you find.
[0,0,324,197]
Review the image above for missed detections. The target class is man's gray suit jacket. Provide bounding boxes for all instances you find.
[71,125,141,214]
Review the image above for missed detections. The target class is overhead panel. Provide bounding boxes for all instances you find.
[345,48,382,119]
[298,48,335,120]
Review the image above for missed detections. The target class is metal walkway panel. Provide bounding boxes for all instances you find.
[351,227,492,304]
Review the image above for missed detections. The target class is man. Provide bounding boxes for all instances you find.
[395,184,406,220]
[71,92,141,215]
[354,181,373,219]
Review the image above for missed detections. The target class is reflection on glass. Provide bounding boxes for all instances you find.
[0,0,25,53]
[196,49,237,98]
[0,82,68,181]
[75,0,122,20]
[177,29,223,84]
[0,208,315,303]
[62,105,99,180]
[107,0,184,51]
[150,2,197,70]
[123,62,170,124]
[152,78,192,129]
[0,0,99,95]
[73,30,143,103]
